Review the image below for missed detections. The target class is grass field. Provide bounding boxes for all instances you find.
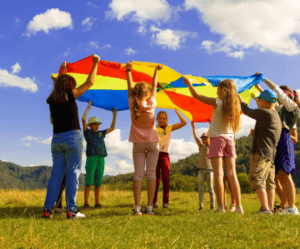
[0,188,299,249]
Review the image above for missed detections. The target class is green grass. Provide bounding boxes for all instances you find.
[0,188,299,248]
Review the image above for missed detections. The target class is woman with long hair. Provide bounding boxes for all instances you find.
[42,55,100,219]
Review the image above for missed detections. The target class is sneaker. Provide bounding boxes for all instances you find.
[145,206,154,215]
[235,206,244,214]
[66,210,86,219]
[94,203,103,209]
[274,205,284,213]
[254,206,273,215]
[229,204,236,212]
[133,207,142,216]
[41,209,52,219]
[153,202,158,209]
[224,202,228,212]
[199,206,203,210]
[281,206,299,215]
[163,203,169,209]
[215,207,226,213]
[84,202,90,209]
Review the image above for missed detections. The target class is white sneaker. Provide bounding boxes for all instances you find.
[281,206,299,215]
[229,204,236,212]
[133,207,142,216]
[235,206,244,214]
[66,210,86,219]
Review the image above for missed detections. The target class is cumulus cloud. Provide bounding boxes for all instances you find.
[150,25,197,50]
[82,17,97,31]
[21,136,52,146]
[236,114,256,138]
[169,139,198,162]
[101,44,112,50]
[185,0,300,57]
[105,160,134,175]
[25,8,73,37]
[125,47,136,55]
[0,63,38,92]
[11,63,21,74]
[22,143,31,147]
[89,41,99,49]
[105,129,133,160]
[106,0,173,23]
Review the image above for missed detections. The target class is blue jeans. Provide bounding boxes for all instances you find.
[44,130,83,212]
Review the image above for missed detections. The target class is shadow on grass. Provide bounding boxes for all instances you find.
[0,206,42,219]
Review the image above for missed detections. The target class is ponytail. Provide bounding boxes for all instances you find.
[132,82,149,121]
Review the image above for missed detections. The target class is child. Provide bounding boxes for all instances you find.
[82,101,117,209]
[191,122,215,210]
[223,173,236,212]
[183,77,243,213]
[238,88,282,214]
[126,60,163,215]
[259,74,300,214]
[153,110,187,208]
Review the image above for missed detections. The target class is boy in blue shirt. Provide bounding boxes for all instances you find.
[82,101,117,208]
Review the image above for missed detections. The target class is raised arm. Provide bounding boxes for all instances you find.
[191,122,202,149]
[72,55,100,99]
[182,76,217,108]
[126,61,134,98]
[172,109,187,131]
[290,128,298,144]
[106,108,117,134]
[150,64,163,98]
[82,101,93,132]
[51,62,67,82]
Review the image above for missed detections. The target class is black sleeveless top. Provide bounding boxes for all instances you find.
[49,92,80,134]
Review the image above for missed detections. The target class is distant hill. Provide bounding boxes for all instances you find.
[0,161,85,189]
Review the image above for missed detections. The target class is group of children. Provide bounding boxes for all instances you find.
[79,61,300,216]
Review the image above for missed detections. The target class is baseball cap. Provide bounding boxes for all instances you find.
[256,89,277,103]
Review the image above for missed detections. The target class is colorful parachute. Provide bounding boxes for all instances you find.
[52,55,262,122]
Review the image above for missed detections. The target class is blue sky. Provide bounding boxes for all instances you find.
[1,0,300,175]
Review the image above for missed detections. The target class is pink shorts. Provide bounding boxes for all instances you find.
[208,136,236,159]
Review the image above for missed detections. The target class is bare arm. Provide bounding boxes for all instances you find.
[106,108,117,134]
[126,61,134,98]
[290,128,298,144]
[72,55,100,99]
[51,62,67,82]
[172,109,187,131]
[191,122,202,148]
[81,101,92,132]
[182,76,217,108]
[150,64,163,98]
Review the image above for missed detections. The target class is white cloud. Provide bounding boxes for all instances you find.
[150,25,197,50]
[185,0,300,57]
[125,47,136,55]
[15,17,20,26]
[0,64,38,92]
[82,17,97,31]
[23,143,31,147]
[89,41,99,49]
[105,129,133,160]
[11,63,21,74]
[25,8,73,37]
[101,44,112,50]
[236,114,256,138]
[169,139,198,162]
[21,136,52,145]
[105,160,134,175]
[106,0,173,23]
[87,2,99,8]
[63,48,70,57]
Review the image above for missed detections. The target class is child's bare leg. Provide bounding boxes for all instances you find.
[275,174,287,208]
[279,170,296,208]
[267,188,275,211]
[84,185,90,203]
[224,157,242,208]
[95,185,100,203]
[147,180,156,206]
[223,176,227,210]
[210,157,224,210]
[256,188,269,210]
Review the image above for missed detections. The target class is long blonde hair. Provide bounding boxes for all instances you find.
[218,79,241,133]
[47,74,76,104]
[132,82,150,120]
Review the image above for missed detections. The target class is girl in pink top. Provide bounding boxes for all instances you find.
[126,60,163,215]
[183,76,243,214]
